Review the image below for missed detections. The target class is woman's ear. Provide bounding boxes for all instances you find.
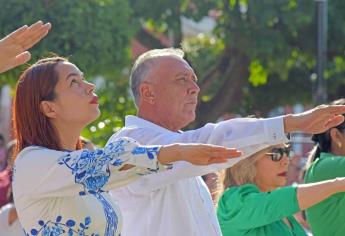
[40,101,57,119]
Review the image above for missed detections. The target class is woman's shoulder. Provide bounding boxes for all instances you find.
[306,152,345,182]
[14,146,65,171]
[220,184,260,202]
[16,146,61,159]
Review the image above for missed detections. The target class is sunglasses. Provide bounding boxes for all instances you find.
[265,147,293,162]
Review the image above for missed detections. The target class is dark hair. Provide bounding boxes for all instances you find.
[306,98,345,168]
[12,57,82,158]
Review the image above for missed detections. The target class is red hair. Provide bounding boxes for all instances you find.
[12,57,82,158]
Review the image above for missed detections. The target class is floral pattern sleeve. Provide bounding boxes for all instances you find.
[13,137,170,236]
[13,137,168,198]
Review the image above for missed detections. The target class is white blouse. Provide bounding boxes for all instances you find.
[12,137,166,236]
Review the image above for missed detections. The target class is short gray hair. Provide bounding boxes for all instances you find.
[130,48,185,107]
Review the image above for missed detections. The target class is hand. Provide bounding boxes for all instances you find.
[284,105,345,134]
[0,21,51,73]
[158,143,242,165]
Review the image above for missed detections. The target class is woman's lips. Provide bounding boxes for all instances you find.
[277,172,287,177]
[89,96,99,104]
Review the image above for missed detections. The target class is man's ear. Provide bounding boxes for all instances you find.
[40,101,58,119]
[140,82,155,104]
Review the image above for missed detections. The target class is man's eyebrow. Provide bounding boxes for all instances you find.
[174,72,188,77]
[174,72,198,81]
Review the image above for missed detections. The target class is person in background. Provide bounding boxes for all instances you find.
[0,135,7,171]
[304,98,345,236]
[0,140,23,235]
[0,137,13,208]
[0,191,24,236]
[217,143,345,236]
[202,172,223,205]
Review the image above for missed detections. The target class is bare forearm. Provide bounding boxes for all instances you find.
[297,178,345,210]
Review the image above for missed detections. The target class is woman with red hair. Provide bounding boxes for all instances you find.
[11,57,241,236]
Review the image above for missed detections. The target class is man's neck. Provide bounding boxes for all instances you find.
[137,110,180,132]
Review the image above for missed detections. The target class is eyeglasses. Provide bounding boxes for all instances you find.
[265,147,293,162]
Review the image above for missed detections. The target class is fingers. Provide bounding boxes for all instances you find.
[5,25,29,41]
[15,21,44,41]
[27,24,50,45]
[323,115,345,130]
[327,105,345,115]
[21,22,51,50]
[202,146,242,165]
[208,145,242,158]
[27,20,45,31]
[14,51,31,67]
[0,51,31,73]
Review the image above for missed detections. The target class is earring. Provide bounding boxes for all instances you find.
[338,142,343,148]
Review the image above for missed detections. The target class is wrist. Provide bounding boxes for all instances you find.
[283,114,298,133]
[158,144,181,164]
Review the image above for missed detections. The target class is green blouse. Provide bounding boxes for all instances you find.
[304,152,345,236]
[217,184,307,236]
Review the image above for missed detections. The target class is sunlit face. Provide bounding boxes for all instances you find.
[254,144,292,192]
[47,62,100,126]
[147,56,200,130]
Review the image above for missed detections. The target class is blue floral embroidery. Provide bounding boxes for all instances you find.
[55,138,160,236]
[27,216,96,236]
[132,146,160,160]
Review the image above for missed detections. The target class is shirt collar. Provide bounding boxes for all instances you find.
[125,115,180,134]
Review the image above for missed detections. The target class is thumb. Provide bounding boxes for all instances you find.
[324,115,344,130]
[14,51,31,67]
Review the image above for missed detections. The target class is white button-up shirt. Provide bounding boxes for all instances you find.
[108,115,288,236]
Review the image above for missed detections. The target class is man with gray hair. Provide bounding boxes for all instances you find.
[108,48,345,236]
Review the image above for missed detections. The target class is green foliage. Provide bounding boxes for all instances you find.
[248,60,268,87]
[184,0,344,117]
[0,0,134,84]
[0,0,136,145]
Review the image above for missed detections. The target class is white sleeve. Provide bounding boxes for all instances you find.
[108,117,288,194]
[13,137,167,198]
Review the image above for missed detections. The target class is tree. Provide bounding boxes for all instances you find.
[131,0,345,127]
[0,0,136,146]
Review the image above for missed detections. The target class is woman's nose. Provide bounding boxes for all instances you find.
[281,154,290,165]
[84,81,95,94]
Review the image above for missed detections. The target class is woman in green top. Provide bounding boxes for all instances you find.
[217,141,345,236]
[304,98,345,236]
